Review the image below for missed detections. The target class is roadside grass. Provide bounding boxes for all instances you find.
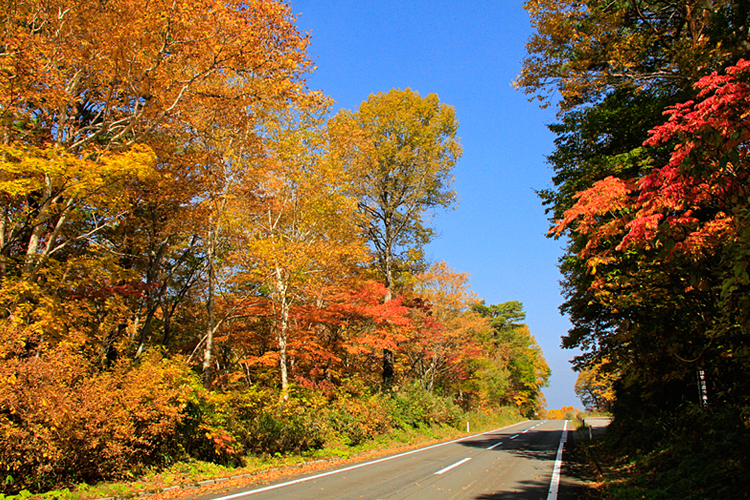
[2,409,523,500]
[598,440,750,500]
[576,408,750,500]
[558,430,605,500]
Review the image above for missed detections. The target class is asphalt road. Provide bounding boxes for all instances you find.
[582,417,612,440]
[195,420,570,500]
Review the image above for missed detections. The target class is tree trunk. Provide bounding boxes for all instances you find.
[275,266,290,400]
[382,219,395,386]
[202,224,216,388]
[0,209,6,278]
[23,175,54,277]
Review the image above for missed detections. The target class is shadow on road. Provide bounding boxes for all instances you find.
[461,425,605,500]
[458,428,561,454]
[458,428,563,499]
[471,478,549,499]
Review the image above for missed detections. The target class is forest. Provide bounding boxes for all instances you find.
[0,0,552,494]
[517,0,750,497]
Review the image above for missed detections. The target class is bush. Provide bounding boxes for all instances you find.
[0,348,195,494]
[603,404,750,500]
[388,382,462,429]
[247,395,326,455]
[324,385,394,446]
[0,352,522,497]
[463,405,521,432]
[182,386,327,463]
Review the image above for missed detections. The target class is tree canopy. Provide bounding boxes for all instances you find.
[329,88,461,297]
[0,3,548,493]
[518,0,750,461]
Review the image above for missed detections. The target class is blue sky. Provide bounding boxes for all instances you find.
[291,0,581,410]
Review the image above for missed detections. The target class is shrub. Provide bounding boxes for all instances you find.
[182,386,327,463]
[388,382,462,429]
[324,386,393,446]
[0,347,195,494]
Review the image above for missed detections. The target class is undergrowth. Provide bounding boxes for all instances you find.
[590,405,750,499]
[1,378,523,500]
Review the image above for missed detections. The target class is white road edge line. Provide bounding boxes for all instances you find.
[546,420,569,500]
[435,457,472,475]
[208,421,535,500]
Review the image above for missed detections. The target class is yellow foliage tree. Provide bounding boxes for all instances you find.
[575,357,618,412]
[234,111,369,396]
[0,0,317,360]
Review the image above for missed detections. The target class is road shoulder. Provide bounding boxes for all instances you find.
[558,426,605,500]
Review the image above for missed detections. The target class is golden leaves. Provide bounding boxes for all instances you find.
[0,143,156,216]
[1,0,314,150]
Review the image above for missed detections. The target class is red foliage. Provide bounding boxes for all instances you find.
[225,279,412,387]
[558,59,750,261]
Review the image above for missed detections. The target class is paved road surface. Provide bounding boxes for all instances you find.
[195,420,570,500]
[582,417,612,440]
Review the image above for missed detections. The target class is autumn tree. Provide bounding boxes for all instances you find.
[472,301,550,417]
[329,89,461,298]
[292,279,411,388]
[518,0,750,424]
[517,0,749,112]
[555,60,750,412]
[329,88,461,383]
[575,358,617,412]
[0,0,316,361]
[0,0,328,484]
[1,0,312,271]
[546,406,581,421]
[403,262,484,393]
[233,110,368,397]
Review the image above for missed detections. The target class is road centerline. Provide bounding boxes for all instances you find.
[486,440,503,450]
[205,422,532,500]
[434,457,472,475]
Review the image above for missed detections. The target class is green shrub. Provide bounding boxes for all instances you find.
[388,382,462,429]
[324,386,393,446]
[182,385,327,463]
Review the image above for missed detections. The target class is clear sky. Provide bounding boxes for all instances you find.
[291,0,581,410]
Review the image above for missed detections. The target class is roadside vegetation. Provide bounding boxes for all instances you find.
[0,384,522,500]
[569,406,750,500]
[518,2,750,497]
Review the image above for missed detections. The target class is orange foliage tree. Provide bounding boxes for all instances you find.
[229,110,370,396]
[0,0,318,360]
[329,89,462,383]
[403,262,484,393]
